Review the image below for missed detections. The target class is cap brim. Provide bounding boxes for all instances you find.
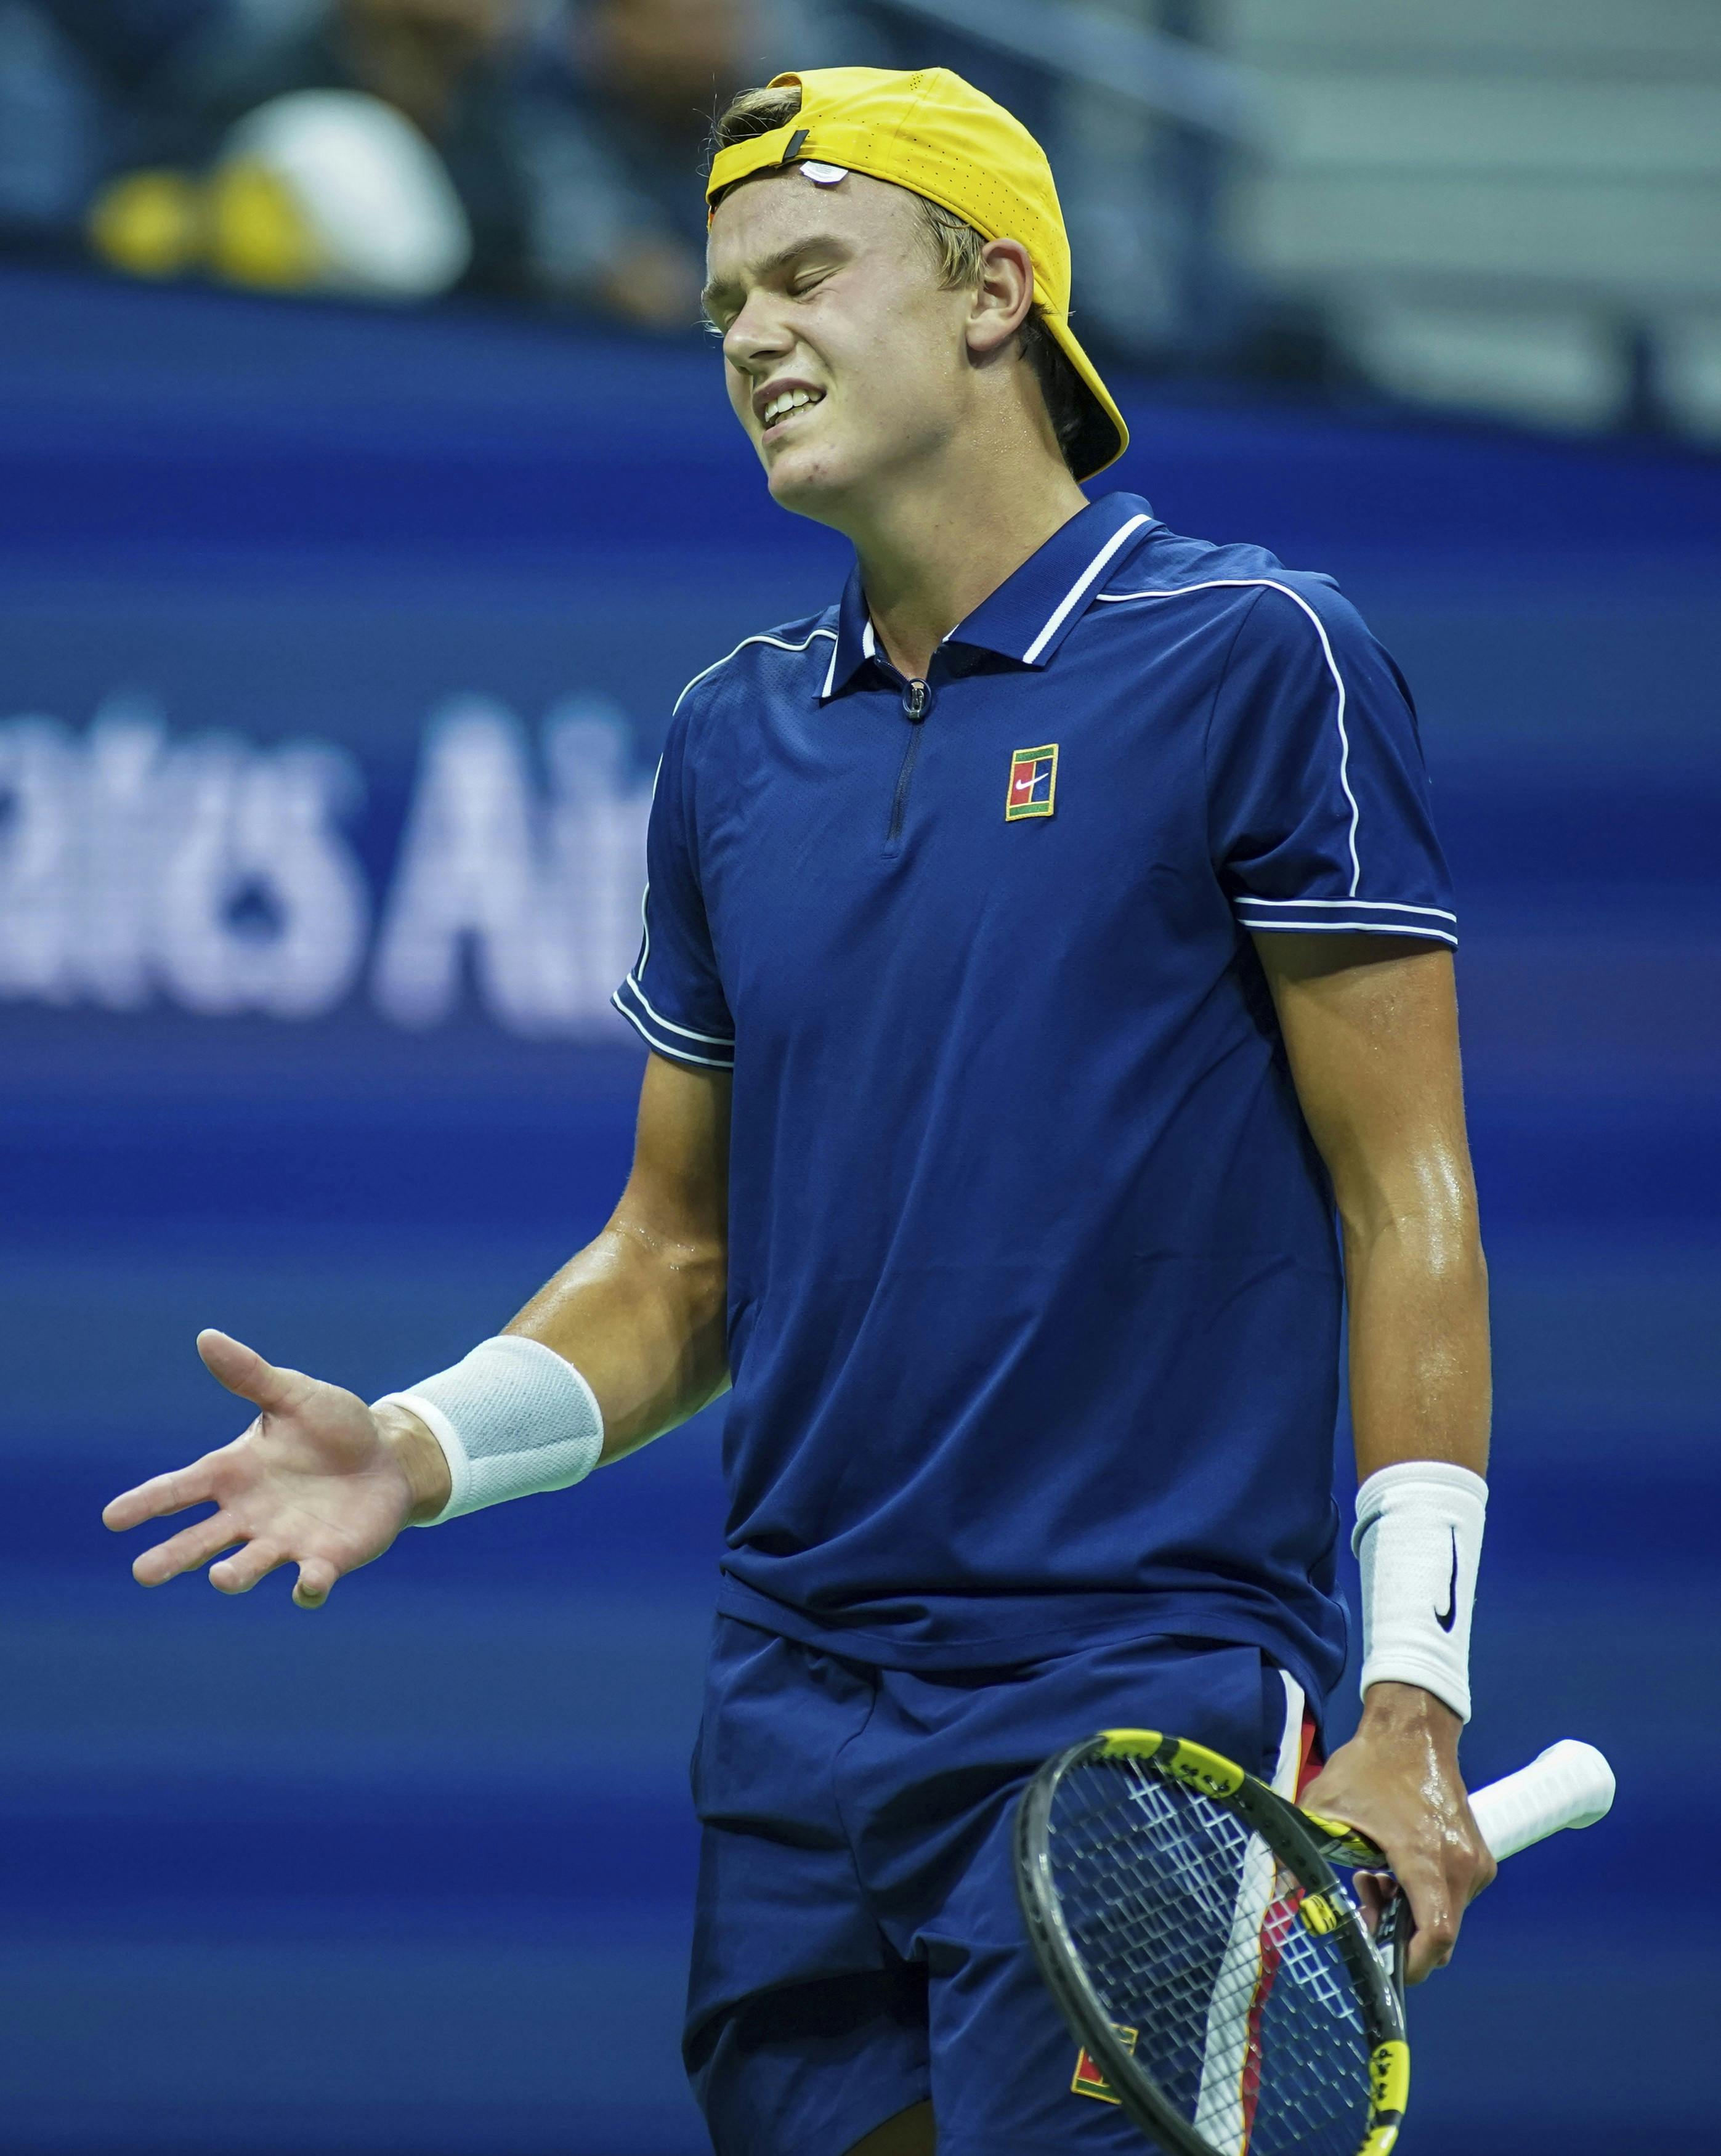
[1043,315,1129,482]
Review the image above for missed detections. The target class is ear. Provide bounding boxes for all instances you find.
[965,237,1035,359]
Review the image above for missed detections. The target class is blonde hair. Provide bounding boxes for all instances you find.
[710,84,1090,474]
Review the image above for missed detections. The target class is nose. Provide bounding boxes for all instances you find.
[723,289,793,383]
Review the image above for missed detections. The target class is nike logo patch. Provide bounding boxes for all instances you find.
[1434,1528,1459,1632]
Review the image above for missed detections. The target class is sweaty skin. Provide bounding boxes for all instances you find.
[1258,934,1496,1981]
[105,163,1494,2013]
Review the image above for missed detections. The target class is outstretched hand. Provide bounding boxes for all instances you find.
[102,1330,431,1609]
[1298,1682,1496,1985]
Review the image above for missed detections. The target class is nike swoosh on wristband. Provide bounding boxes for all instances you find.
[1434,1528,1459,1632]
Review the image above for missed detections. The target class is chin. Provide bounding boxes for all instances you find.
[765,446,856,523]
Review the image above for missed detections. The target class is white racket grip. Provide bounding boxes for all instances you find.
[1468,1740,1616,1862]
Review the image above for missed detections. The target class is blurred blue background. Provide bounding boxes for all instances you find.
[1,254,1717,2156]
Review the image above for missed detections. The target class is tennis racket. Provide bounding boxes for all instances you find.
[1014,1731,1614,2156]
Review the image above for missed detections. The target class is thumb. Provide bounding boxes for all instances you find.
[293,1558,338,1609]
[196,1328,300,1414]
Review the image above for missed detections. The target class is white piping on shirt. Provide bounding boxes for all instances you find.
[635,757,665,978]
[611,994,734,1068]
[1241,918,1457,949]
[1237,896,1456,922]
[1095,580,1363,898]
[620,972,733,1046]
[636,625,838,1001]
[1021,513,1155,667]
[673,625,838,716]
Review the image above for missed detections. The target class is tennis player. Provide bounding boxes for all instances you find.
[107,68,1497,2156]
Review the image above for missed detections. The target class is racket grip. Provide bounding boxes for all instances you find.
[1468,1739,1615,1862]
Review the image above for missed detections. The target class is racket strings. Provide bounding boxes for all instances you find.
[1046,1761,1376,2156]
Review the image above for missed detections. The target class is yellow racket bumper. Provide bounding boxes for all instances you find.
[1359,2038,1411,2155]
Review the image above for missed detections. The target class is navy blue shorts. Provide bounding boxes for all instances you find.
[683,1618,1312,2156]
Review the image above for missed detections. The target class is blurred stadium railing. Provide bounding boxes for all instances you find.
[1217,0,1721,435]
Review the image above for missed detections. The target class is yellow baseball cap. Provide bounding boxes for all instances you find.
[706,66,1129,483]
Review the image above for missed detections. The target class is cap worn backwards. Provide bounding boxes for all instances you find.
[706,66,1128,483]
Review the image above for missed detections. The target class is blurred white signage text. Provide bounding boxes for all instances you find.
[0,695,651,1036]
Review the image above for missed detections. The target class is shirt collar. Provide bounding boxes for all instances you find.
[820,565,880,702]
[818,492,1157,703]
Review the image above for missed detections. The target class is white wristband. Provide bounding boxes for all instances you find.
[375,1334,604,1526]
[1353,1459,1487,1723]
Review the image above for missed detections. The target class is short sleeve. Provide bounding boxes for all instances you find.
[1205,583,1457,947]
[611,711,736,1068]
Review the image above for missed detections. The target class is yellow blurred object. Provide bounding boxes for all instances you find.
[86,161,323,291]
[87,171,203,279]
[206,160,324,290]
[86,97,468,301]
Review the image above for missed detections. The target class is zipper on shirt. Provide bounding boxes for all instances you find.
[886,678,931,848]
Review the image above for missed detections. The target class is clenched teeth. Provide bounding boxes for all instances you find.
[763,388,824,426]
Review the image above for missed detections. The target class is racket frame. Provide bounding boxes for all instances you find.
[1014,1727,1409,2156]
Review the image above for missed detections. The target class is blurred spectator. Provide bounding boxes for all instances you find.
[327,0,515,138]
[516,0,750,330]
[0,2,94,243]
[515,0,893,328]
[6,0,990,336]
[0,0,233,247]
[56,0,875,321]
[185,0,537,292]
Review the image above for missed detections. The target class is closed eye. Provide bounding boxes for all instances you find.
[701,235,852,334]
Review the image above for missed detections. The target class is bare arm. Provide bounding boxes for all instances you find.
[1262,934,1489,1485]
[507,1050,731,1459]
[376,1050,731,1509]
[105,1053,731,1604]
[1254,933,1495,1979]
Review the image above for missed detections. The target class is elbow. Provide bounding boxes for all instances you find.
[606,1210,728,1331]
[1336,1151,1484,1278]
[1341,1199,1484,1279]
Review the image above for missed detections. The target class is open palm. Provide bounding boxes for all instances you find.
[103,1329,418,1609]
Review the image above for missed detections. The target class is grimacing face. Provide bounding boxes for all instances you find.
[704,169,991,525]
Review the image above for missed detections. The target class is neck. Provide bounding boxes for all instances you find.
[840,437,1088,681]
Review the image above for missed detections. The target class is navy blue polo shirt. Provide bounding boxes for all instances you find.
[612,492,1456,1706]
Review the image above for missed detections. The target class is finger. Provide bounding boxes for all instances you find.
[208,1542,287,1596]
[1398,1865,1460,1984]
[292,1558,338,1610]
[103,1461,221,1533]
[196,1329,302,1416]
[131,1512,242,1587]
[1353,1870,1395,1937]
